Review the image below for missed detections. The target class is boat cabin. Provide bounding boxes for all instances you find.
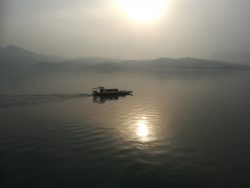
[92,86,132,96]
[92,87,118,95]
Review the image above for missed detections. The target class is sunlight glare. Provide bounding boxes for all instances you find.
[117,0,167,22]
[136,118,149,139]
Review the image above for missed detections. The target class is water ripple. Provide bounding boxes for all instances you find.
[0,94,91,107]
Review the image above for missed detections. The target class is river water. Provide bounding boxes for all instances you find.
[1,71,250,187]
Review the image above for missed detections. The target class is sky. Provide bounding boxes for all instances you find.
[1,0,250,59]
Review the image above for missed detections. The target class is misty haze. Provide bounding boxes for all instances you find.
[1,1,250,188]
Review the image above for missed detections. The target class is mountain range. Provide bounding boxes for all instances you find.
[212,51,250,65]
[1,45,249,72]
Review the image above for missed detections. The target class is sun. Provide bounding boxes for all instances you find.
[117,0,167,23]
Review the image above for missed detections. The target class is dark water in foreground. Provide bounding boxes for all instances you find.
[1,72,250,187]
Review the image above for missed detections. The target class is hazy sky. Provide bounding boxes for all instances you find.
[1,0,250,59]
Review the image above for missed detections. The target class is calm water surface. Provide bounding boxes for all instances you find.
[1,72,250,187]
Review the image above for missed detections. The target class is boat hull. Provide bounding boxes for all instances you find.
[92,91,132,97]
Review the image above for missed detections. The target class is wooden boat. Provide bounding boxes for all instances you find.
[92,87,133,96]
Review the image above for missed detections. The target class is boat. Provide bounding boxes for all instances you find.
[92,86,133,96]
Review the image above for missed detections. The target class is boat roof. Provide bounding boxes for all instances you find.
[92,86,105,89]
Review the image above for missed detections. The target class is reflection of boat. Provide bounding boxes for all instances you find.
[93,95,120,104]
[92,87,133,97]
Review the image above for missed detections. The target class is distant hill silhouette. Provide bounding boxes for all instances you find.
[1,45,249,72]
[212,51,250,65]
[121,57,249,71]
[0,45,64,66]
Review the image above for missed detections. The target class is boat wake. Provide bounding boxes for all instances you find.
[0,93,92,108]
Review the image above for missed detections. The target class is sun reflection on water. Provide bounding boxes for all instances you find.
[135,117,150,142]
[121,107,163,145]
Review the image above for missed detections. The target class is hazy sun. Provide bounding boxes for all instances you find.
[117,0,167,22]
